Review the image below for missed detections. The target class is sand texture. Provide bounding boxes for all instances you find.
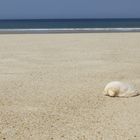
[0,33,140,140]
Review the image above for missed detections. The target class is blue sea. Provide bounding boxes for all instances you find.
[0,18,140,33]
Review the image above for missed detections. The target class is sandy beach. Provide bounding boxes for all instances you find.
[0,33,140,140]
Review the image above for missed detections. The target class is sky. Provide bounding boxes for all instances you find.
[0,0,140,19]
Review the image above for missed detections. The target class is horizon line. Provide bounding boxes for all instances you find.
[0,18,140,21]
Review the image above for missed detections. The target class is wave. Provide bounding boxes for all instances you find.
[0,28,140,33]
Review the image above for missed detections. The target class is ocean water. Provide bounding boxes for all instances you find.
[0,19,140,32]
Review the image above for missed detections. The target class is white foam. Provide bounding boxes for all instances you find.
[0,28,140,33]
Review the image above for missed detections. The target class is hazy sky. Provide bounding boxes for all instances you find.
[0,0,140,19]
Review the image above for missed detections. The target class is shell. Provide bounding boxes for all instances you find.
[103,81,140,97]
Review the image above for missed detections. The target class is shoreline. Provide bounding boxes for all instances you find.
[0,28,140,34]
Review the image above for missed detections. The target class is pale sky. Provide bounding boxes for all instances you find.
[0,0,140,19]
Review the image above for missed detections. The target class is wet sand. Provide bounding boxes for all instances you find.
[0,33,140,140]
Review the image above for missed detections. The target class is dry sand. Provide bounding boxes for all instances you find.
[0,33,140,140]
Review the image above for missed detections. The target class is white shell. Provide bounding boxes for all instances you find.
[103,81,140,97]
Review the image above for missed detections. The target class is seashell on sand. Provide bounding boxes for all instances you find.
[103,81,140,97]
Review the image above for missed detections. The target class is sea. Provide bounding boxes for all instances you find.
[0,18,140,33]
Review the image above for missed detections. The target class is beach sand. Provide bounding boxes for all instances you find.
[0,33,140,140]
